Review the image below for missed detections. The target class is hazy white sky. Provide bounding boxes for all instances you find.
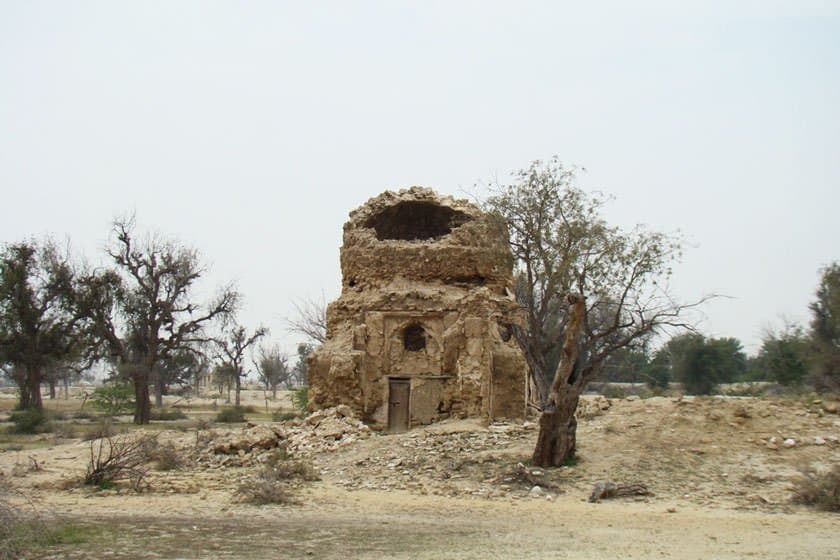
[1,1,838,356]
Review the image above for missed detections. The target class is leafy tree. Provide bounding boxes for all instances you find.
[600,347,650,383]
[252,343,290,398]
[291,343,313,387]
[213,322,267,407]
[157,349,206,397]
[90,382,136,416]
[705,337,747,384]
[667,333,718,395]
[666,333,746,394]
[809,262,840,391]
[78,217,238,424]
[757,324,810,386]
[642,348,671,389]
[0,240,85,410]
[484,158,702,467]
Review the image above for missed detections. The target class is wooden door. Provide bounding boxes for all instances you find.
[388,379,410,433]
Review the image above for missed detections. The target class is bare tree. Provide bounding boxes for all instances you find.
[78,217,238,424]
[214,322,267,407]
[252,343,290,398]
[484,158,705,467]
[286,296,327,345]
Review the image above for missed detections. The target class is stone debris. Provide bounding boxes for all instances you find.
[577,396,611,418]
[196,406,371,468]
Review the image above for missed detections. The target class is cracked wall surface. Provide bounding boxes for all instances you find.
[308,187,528,429]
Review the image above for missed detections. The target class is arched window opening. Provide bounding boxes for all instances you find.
[403,324,426,352]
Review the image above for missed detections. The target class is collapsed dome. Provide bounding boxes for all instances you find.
[365,201,471,241]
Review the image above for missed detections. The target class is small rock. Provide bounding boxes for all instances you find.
[813,436,827,446]
[782,438,796,448]
[666,507,677,513]
[625,395,640,402]
[529,486,543,497]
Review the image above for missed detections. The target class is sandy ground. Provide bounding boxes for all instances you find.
[1,391,838,558]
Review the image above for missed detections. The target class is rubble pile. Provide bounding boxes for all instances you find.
[195,406,372,469]
[321,421,539,497]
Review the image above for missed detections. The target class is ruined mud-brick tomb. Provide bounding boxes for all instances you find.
[308,187,528,431]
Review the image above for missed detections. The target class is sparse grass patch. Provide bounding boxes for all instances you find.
[81,419,117,441]
[150,408,188,421]
[792,464,840,512]
[72,409,99,421]
[272,410,300,422]
[215,407,248,423]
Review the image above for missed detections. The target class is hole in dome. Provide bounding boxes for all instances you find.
[365,201,471,241]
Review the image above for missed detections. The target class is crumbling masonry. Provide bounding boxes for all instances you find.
[308,187,528,431]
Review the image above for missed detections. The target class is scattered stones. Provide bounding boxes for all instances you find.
[782,438,797,448]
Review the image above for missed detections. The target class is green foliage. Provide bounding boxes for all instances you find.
[666,333,747,395]
[0,239,82,410]
[809,262,840,391]
[292,386,308,412]
[215,406,248,423]
[643,350,671,389]
[601,348,650,383]
[792,464,840,512]
[758,324,810,386]
[8,408,51,434]
[90,383,135,416]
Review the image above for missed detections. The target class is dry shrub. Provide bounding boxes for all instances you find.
[235,468,295,505]
[84,435,155,491]
[0,477,40,560]
[82,419,116,442]
[146,441,185,471]
[792,464,840,512]
[235,449,319,505]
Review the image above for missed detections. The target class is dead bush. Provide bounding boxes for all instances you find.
[792,464,840,512]
[0,477,42,560]
[146,441,185,471]
[235,467,295,505]
[235,450,319,505]
[84,435,154,491]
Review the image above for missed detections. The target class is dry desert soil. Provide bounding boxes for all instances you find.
[1,390,838,559]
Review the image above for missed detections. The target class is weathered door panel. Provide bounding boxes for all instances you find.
[388,379,410,433]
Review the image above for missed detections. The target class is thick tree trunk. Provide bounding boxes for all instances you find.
[63,377,70,400]
[26,367,44,410]
[234,376,241,407]
[133,375,151,424]
[154,375,164,407]
[529,294,587,468]
[16,380,30,410]
[48,380,56,400]
[532,389,580,466]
